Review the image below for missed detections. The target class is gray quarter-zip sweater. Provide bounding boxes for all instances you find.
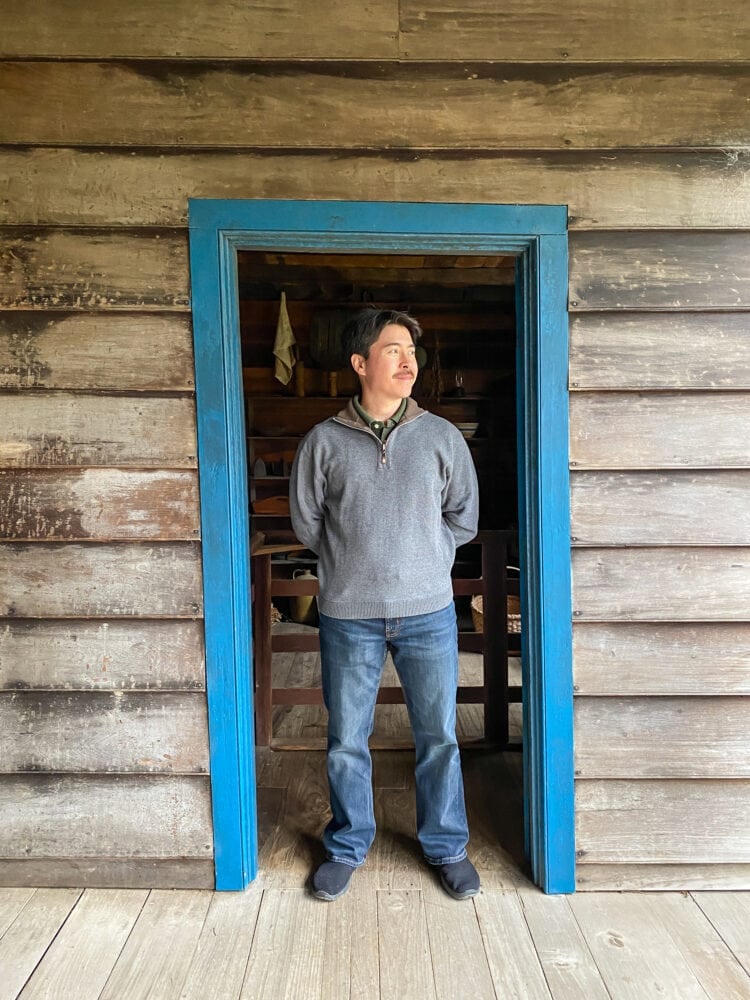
[289,397,479,619]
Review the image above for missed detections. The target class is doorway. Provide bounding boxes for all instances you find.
[188,200,574,892]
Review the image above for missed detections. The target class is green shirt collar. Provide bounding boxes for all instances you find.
[353,396,407,441]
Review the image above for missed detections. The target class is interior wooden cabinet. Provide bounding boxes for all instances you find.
[239,250,519,548]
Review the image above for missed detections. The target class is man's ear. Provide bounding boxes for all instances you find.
[351,353,366,375]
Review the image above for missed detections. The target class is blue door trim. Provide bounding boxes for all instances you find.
[188,199,575,893]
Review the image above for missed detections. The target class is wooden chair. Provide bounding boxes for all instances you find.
[251,530,519,748]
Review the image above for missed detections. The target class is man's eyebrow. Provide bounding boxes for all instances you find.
[380,341,415,348]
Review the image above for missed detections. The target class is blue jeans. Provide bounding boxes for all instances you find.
[318,604,469,867]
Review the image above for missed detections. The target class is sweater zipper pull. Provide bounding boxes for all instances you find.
[381,443,387,465]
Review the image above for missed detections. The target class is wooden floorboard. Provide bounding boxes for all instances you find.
[4,748,750,1000]
[17,889,147,1000]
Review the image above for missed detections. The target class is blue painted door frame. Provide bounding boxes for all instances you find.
[188,199,575,893]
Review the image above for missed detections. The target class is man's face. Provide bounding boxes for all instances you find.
[351,323,418,402]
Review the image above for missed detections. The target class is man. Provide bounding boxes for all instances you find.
[289,308,480,901]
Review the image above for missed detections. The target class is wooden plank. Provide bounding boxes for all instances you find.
[573,622,750,696]
[399,0,750,61]
[4,148,750,230]
[19,889,148,1000]
[99,890,212,1000]
[570,313,750,390]
[570,231,750,310]
[0,229,189,310]
[474,890,552,1000]
[519,890,611,1000]
[643,892,750,999]
[694,892,750,977]
[0,774,213,859]
[0,620,205,691]
[574,697,750,778]
[0,691,209,773]
[0,888,82,1000]
[178,889,263,1000]
[378,891,437,1000]
[0,394,197,468]
[421,878,496,1000]
[2,62,749,150]
[258,753,328,889]
[321,871,380,1000]
[577,863,750,891]
[570,392,750,469]
[572,547,750,622]
[0,888,35,936]
[570,471,750,545]
[0,859,214,889]
[569,893,714,1000]
[576,779,750,863]
[0,542,203,618]
[0,0,399,59]
[371,789,422,891]
[0,312,194,390]
[239,889,327,1000]
[0,469,200,540]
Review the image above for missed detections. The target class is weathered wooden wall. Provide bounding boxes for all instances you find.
[1,1,748,889]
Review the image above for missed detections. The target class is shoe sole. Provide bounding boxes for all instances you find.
[313,882,351,901]
[439,874,480,901]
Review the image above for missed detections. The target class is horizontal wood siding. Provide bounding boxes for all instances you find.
[572,547,750,622]
[570,231,750,310]
[0,775,213,858]
[570,471,750,546]
[2,149,749,230]
[0,691,209,773]
[2,2,748,889]
[397,1,750,62]
[569,393,750,469]
[573,623,750,696]
[574,698,750,778]
[0,543,203,618]
[0,620,205,690]
[0,469,200,539]
[0,394,197,468]
[0,1,400,60]
[1,62,748,150]
[576,781,750,863]
[0,313,195,390]
[0,230,189,310]
[570,312,750,389]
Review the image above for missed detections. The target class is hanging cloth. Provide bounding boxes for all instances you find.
[273,291,296,385]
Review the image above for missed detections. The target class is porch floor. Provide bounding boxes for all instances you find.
[2,750,749,999]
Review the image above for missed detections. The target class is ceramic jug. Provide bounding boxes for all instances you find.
[290,568,318,625]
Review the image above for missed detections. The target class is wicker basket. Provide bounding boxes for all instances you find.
[470,593,522,634]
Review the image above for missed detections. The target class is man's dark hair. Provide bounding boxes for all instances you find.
[341,309,422,360]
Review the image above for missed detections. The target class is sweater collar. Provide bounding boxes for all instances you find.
[336,395,426,429]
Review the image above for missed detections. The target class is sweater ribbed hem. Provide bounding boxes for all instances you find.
[318,589,454,621]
